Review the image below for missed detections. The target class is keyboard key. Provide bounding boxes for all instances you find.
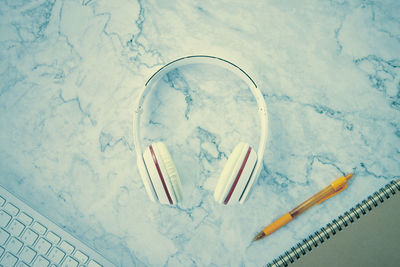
[18,212,33,226]
[0,228,10,245]
[0,210,11,227]
[46,231,61,245]
[59,240,74,254]
[88,259,102,267]
[32,221,47,235]
[21,229,39,246]
[34,237,52,255]
[74,250,88,263]
[48,247,66,264]
[4,203,19,216]
[5,236,23,254]
[7,219,25,237]
[0,252,18,266]
[19,246,37,264]
[0,188,113,267]
[61,256,79,267]
[33,255,50,267]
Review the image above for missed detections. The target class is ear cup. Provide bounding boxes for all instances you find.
[137,157,157,202]
[143,142,183,204]
[214,143,257,205]
[155,142,184,202]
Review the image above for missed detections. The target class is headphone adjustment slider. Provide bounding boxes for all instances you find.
[136,106,143,114]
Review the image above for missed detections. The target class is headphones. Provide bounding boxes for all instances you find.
[133,55,268,205]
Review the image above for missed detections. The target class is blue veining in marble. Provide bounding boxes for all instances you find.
[0,0,399,266]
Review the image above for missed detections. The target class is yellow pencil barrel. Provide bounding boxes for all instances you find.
[263,213,293,236]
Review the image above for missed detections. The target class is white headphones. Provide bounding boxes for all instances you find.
[133,55,268,205]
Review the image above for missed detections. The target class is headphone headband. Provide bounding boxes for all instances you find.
[133,55,268,203]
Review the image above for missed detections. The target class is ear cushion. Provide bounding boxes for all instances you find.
[143,142,183,204]
[155,142,183,202]
[214,143,257,205]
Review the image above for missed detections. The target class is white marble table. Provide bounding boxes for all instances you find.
[0,0,399,266]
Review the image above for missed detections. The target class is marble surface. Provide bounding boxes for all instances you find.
[0,0,399,266]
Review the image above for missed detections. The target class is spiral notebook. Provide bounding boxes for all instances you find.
[267,179,400,267]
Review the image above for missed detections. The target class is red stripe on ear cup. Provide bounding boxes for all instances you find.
[224,147,252,205]
[149,145,173,204]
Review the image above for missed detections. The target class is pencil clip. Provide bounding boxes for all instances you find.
[317,184,348,204]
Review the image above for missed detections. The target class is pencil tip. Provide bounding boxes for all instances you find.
[345,173,354,180]
[253,231,266,242]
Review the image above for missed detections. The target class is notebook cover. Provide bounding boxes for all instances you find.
[293,190,400,267]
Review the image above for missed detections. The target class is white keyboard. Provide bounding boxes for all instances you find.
[0,185,115,267]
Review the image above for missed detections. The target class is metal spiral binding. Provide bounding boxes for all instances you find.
[266,179,400,267]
